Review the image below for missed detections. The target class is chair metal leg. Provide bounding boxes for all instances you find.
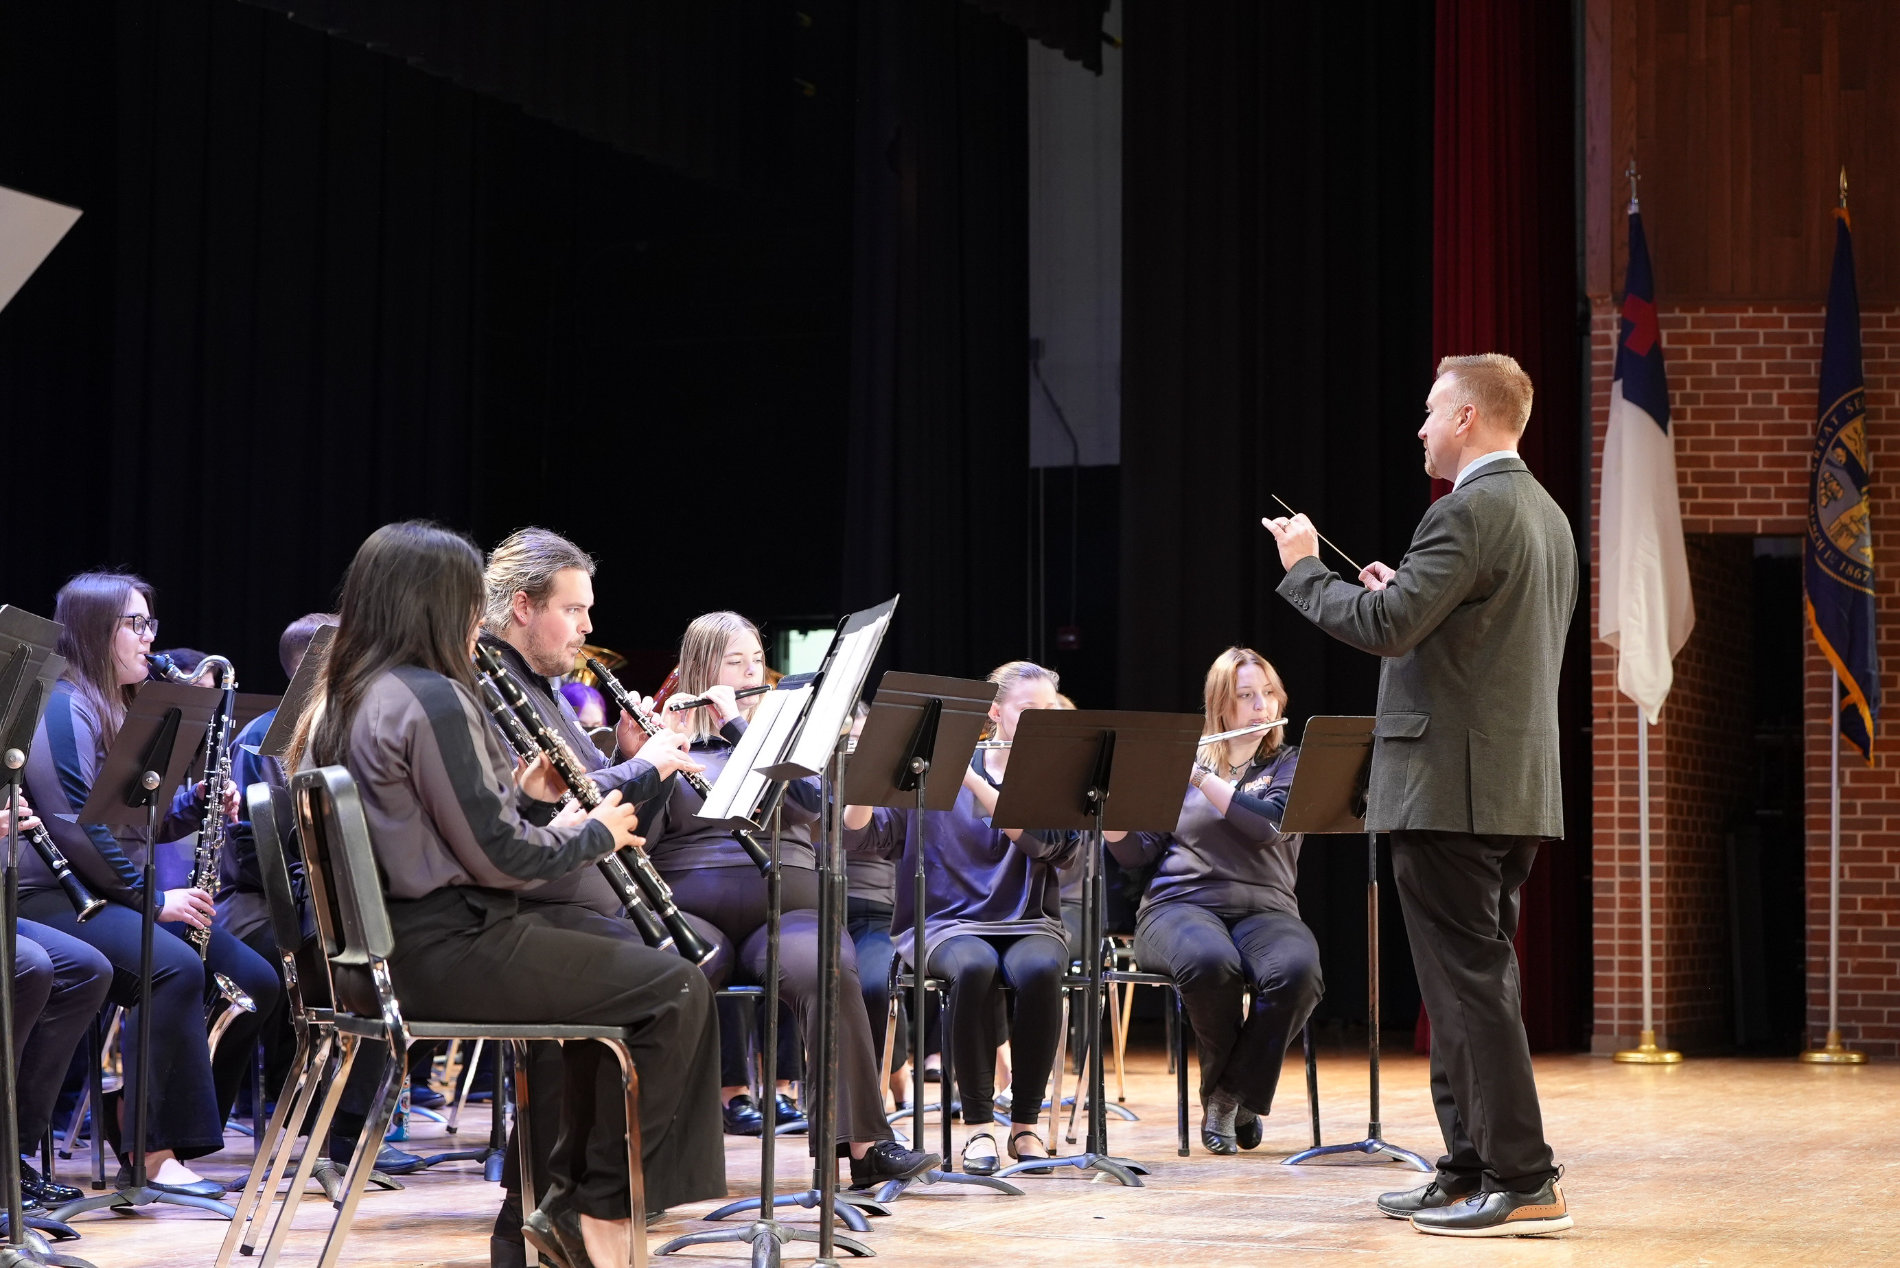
[605,1040,647,1268]
[258,1030,362,1268]
[313,1036,405,1268]
[1107,978,1127,1104]
[446,1037,483,1134]
[217,1027,329,1267]
[1173,992,1189,1157]
[1303,1020,1321,1150]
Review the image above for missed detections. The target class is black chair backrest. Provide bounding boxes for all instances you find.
[291,766,399,1020]
[246,782,305,955]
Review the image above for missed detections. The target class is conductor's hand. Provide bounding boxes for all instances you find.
[161,887,217,930]
[586,790,643,852]
[1261,514,1320,571]
[1358,561,1397,592]
[516,753,568,804]
[631,728,704,781]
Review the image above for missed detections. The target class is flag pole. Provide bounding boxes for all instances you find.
[1616,706,1680,1063]
[1803,677,1865,1063]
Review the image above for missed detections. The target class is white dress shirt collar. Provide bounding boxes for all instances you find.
[1452,449,1517,490]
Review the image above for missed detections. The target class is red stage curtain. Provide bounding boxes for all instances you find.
[1419,0,1588,1052]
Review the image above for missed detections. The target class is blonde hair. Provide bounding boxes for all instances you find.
[1436,353,1534,435]
[1196,647,1287,769]
[483,528,595,635]
[677,611,762,742]
[981,660,1060,739]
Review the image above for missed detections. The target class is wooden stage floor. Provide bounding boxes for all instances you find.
[44,1046,1900,1267]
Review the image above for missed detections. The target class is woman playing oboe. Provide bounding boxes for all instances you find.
[841,661,1075,1175]
[1107,647,1322,1154]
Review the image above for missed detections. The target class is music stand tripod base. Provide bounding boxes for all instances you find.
[1798,1029,1866,1065]
[1282,1134,1431,1170]
[1614,1030,1684,1064]
[656,1220,872,1262]
[994,1153,1143,1185]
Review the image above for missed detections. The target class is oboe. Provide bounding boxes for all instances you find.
[474,649,715,966]
[585,656,775,874]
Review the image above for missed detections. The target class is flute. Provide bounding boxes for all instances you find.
[665,684,772,713]
[585,657,777,875]
[972,718,1289,749]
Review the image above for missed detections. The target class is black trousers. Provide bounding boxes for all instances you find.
[925,933,1065,1128]
[667,865,893,1148]
[20,892,281,1159]
[1133,902,1322,1114]
[1389,830,1557,1192]
[846,898,906,1073]
[15,920,112,1144]
[381,890,726,1219]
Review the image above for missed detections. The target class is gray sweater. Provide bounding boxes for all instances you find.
[1108,745,1303,921]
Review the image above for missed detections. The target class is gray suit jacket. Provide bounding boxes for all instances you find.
[1276,456,1578,837]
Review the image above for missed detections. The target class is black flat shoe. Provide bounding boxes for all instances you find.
[410,1082,448,1110]
[722,1094,765,1137]
[112,1163,229,1197]
[19,1162,81,1206]
[1235,1109,1263,1151]
[960,1131,999,1176]
[1200,1126,1238,1156]
[848,1141,940,1189]
[522,1203,593,1268]
[772,1092,809,1134]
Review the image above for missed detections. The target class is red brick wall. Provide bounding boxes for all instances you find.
[1590,298,1900,1057]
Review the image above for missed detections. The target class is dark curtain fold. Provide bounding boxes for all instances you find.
[1430,0,1588,1051]
[1119,2,1437,1032]
[844,1,1030,677]
[963,0,1108,72]
[232,0,815,195]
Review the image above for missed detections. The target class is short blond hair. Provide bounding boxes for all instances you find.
[1436,353,1533,434]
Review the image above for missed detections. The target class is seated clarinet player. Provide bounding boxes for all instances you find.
[638,611,938,1189]
[0,795,112,1217]
[1107,647,1322,1155]
[475,526,712,1263]
[841,661,1078,1175]
[286,520,724,1268]
[843,704,907,1109]
[21,572,279,1197]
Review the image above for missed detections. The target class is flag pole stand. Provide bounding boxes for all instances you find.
[1616,713,1681,1064]
[1803,679,1866,1065]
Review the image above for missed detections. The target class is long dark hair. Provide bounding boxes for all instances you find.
[53,572,156,748]
[287,521,484,771]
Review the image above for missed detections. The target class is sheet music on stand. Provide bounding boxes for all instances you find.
[259,624,335,761]
[698,683,813,828]
[767,597,896,780]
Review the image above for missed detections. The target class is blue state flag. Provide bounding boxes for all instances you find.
[1805,207,1879,759]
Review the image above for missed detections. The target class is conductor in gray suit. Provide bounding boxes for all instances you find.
[1265,353,1577,1239]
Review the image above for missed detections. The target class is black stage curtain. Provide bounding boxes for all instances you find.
[0,0,859,692]
[232,0,817,196]
[965,0,1109,72]
[1120,3,1437,1031]
[844,1,1030,678]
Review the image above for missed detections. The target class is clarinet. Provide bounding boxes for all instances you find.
[21,822,104,922]
[149,653,237,962]
[586,657,776,875]
[474,650,715,965]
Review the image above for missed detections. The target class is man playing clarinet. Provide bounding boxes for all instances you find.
[1264,353,1577,1238]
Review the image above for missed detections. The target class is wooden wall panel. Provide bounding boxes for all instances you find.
[1593,0,1900,302]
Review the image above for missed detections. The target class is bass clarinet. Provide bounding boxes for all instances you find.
[474,647,715,966]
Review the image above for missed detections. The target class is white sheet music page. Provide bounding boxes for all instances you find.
[700,684,812,827]
[0,185,81,315]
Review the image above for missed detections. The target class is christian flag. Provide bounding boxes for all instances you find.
[1806,207,1879,759]
[1599,207,1695,723]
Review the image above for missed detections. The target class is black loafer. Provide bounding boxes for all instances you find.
[522,1203,593,1268]
[1200,1126,1237,1156]
[722,1094,766,1137]
[848,1141,940,1189]
[410,1082,448,1110]
[1411,1179,1572,1237]
[19,1163,81,1206]
[1377,1175,1481,1219]
[1235,1109,1263,1151]
[771,1092,809,1135]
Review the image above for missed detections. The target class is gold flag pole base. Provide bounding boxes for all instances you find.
[1613,1031,1683,1064]
[1799,1030,1867,1065]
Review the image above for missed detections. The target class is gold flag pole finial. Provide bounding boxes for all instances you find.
[1626,157,1640,214]
[1840,166,1849,210]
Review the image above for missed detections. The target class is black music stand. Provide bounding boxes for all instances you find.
[990,708,1202,1187]
[0,610,91,1267]
[659,597,897,1267]
[840,672,1021,1204]
[52,680,235,1221]
[1278,716,1430,1172]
